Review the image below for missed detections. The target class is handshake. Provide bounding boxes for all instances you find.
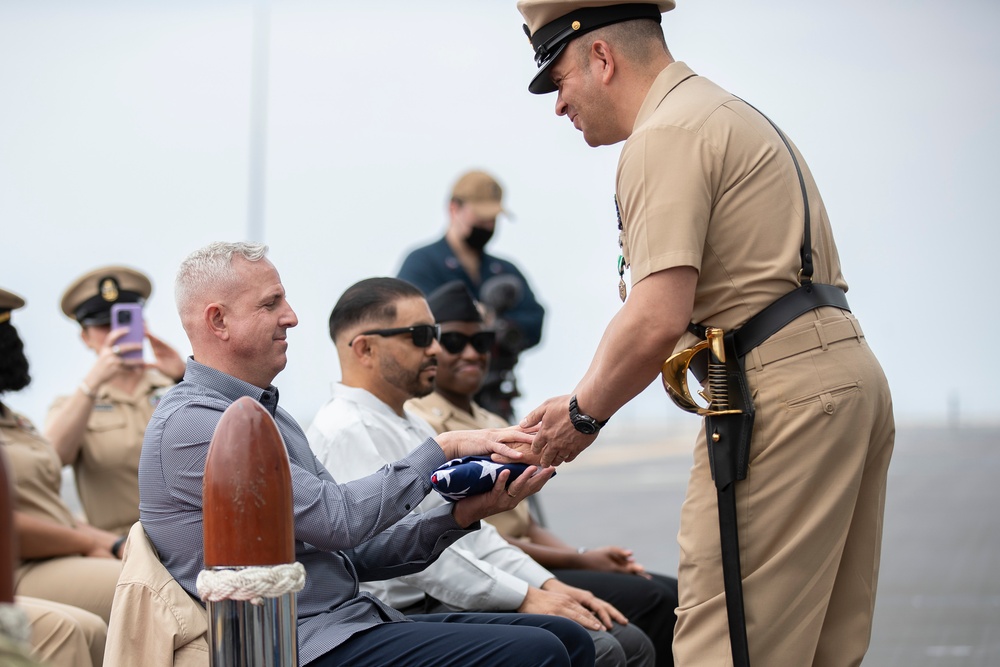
[432,426,553,528]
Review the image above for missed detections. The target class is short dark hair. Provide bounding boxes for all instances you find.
[0,321,31,394]
[329,277,425,343]
[575,18,668,66]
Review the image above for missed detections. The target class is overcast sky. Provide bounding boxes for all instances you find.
[2,0,998,437]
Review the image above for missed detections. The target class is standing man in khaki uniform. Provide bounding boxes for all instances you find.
[513,1,894,665]
[45,266,185,536]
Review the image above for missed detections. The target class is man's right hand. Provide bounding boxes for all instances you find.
[451,465,554,528]
[517,586,604,631]
[435,426,542,465]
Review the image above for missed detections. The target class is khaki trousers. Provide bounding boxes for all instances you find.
[19,596,107,667]
[673,309,895,667]
[15,556,121,624]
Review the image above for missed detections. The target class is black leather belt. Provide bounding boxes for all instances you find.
[689,282,850,367]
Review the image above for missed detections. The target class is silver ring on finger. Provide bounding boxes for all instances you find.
[111,345,122,356]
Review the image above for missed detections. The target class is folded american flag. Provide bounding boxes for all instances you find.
[430,455,546,502]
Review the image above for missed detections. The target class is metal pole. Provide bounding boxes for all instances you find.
[246,0,270,243]
[206,595,297,666]
[203,396,298,667]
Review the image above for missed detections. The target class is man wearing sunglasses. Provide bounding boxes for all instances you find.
[307,277,655,667]
[408,280,679,667]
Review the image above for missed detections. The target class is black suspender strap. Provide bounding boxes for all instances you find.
[687,99,851,350]
[754,102,814,284]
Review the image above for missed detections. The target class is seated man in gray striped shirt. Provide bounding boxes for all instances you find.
[138,241,595,667]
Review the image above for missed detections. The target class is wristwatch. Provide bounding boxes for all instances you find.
[568,395,609,435]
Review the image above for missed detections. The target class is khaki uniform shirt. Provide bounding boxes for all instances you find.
[0,404,76,530]
[46,370,173,535]
[617,62,847,353]
[405,393,532,540]
[104,522,208,667]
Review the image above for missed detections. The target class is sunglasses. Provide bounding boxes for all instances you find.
[439,330,496,355]
[350,324,441,348]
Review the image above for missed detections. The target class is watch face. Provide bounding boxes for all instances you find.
[572,418,598,435]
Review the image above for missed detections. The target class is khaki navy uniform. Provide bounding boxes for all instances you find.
[514,2,891,662]
[0,405,121,624]
[46,371,172,536]
[617,62,894,666]
[55,265,173,536]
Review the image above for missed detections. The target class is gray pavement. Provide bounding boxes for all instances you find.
[537,421,1000,666]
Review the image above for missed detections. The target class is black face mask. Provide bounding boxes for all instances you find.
[464,226,494,252]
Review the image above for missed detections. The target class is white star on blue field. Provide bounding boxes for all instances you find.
[431,457,512,502]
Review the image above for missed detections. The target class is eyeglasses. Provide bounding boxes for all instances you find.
[349,324,441,348]
[439,330,496,355]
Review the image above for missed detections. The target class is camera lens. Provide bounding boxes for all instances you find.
[117,310,132,324]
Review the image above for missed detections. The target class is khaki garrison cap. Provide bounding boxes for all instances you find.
[517,0,675,94]
[451,170,508,220]
[60,265,152,326]
[0,288,26,324]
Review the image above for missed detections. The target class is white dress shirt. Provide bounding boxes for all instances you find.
[306,383,554,611]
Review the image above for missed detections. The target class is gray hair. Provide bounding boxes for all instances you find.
[174,241,268,316]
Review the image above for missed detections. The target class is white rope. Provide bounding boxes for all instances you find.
[197,562,306,606]
[0,603,30,646]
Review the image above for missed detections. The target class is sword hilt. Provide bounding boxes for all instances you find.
[662,326,741,416]
[705,327,729,411]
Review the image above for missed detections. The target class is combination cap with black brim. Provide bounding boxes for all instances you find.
[0,288,26,324]
[521,2,669,94]
[59,265,152,327]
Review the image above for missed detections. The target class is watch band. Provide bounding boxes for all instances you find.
[569,394,609,434]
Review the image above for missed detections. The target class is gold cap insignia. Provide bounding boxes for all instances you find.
[572,20,581,30]
[100,278,119,303]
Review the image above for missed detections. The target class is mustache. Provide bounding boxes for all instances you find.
[421,359,438,371]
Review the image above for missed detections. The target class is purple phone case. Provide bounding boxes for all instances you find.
[109,303,145,361]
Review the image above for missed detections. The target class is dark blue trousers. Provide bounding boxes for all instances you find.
[308,612,595,667]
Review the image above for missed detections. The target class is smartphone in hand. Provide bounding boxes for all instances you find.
[109,303,145,361]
